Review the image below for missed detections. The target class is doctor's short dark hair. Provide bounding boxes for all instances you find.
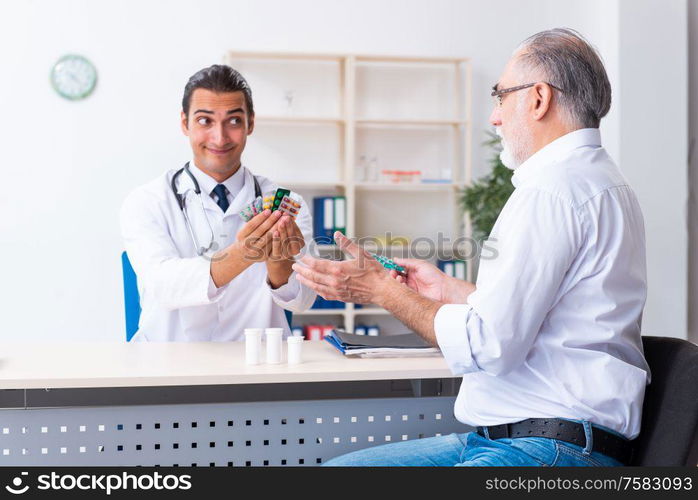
[181,64,255,118]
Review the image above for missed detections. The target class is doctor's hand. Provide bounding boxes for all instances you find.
[292,232,393,304]
[266,214,305,289]
[211,210,286,289]
[269,215,305,262]
[234,209,284,262]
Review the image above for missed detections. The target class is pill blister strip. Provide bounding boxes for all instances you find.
[373,254,406,274]
[239,188,301,222]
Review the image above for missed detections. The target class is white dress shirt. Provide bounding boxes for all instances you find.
[434,128,650,439]
[199,161,245,208]
[120,162,316,342]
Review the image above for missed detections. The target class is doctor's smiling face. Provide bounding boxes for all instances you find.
[181,88,254,183]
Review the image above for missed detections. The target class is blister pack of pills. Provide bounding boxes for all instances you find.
[238,195,263,222]
[238,188,302,222]
[373,254,407,275]
[277,192,302,218]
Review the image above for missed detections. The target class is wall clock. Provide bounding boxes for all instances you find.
[50,55,97,100]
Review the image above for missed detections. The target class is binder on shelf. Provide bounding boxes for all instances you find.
[325,299,345,309]
[354,324,379,336]
[305,325,323,341]
[304,323,340,341]
[311,296,345,310]
[454,261,466,280]
[333,196,346,235]
[438,259,467,280]
[313,197,334,244]
[312,196,347,243]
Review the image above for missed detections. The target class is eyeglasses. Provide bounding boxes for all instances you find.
[491,82,564,107]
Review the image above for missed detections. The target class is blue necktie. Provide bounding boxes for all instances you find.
[212,184,229,213]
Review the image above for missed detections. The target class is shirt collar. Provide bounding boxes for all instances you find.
[188,161,246,199]
[511,128,602,188]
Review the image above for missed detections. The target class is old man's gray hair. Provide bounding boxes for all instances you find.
[516,28,611,129]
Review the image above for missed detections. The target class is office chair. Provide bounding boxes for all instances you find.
[630,336,698,465]
[121,252,293,341]
[121,251,141,342]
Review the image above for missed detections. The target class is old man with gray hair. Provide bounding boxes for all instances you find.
[293,28,649,467]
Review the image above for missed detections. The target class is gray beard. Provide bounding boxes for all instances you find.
[499,146,519,170]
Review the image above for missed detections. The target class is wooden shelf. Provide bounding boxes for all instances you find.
[255,115,468,128]
[278,182,465,191]
[356,119,467,127]
[354,182,464,192]
[226,51,344,61]
[226,50,472,333]
[277,182,345,190]
[356,55,469,64]
[295,309,346,316]
[227,52,469,64]
[255,116,344,124]
[354,308,393,315]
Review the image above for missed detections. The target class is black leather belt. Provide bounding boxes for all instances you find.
[476,418,634,465]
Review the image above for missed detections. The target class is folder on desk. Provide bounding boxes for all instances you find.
[325,329,441,358]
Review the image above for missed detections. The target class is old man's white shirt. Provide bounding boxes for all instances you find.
[435,128,649,439]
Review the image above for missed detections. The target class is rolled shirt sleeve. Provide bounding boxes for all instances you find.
[434,303,479,373]
[434,187,583,376]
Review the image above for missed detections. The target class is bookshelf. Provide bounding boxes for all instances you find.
[225,51,472,334]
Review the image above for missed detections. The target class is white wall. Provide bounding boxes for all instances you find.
[0,0,687,341]
[617,0,688,338]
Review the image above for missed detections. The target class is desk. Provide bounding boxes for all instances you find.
[0,341,468,466]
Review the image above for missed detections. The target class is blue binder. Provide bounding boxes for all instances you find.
[313,197,335,244]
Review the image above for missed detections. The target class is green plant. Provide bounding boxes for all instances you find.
[460,131,515,240]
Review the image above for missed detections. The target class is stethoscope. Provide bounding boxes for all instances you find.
[171,162,261,256]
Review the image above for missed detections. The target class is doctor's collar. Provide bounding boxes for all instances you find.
[186,161,246,198]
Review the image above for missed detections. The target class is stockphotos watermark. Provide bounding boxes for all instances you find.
[198,232,499,263]
[4,471,191,495]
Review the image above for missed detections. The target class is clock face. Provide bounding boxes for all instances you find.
[50,55,97,100]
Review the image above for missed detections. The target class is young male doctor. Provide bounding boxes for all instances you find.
[120,65,316,342]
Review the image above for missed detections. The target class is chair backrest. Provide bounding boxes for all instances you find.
[631,336,698,465]
[120,252,293,342]
[121,251,141,341]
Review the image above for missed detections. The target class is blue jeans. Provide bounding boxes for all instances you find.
[324,422,625,467]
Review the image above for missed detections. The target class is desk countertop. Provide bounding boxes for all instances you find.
[0,341,453,390]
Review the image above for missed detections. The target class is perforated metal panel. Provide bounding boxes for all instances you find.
[0,396,470,466]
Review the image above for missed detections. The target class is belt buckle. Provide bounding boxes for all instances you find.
[489,423,510,440]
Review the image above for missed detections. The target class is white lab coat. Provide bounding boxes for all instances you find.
[120,164,316,342]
